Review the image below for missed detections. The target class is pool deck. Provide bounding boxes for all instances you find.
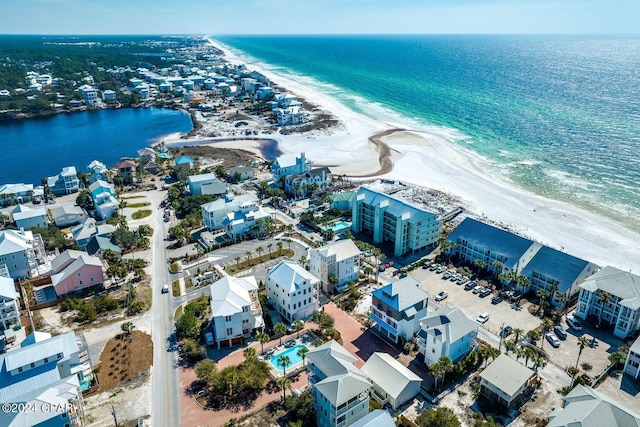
[264,332,317,378]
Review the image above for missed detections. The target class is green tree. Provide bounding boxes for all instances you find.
[540,317,554,350]
[175,310,199,340]
[284,389,316,426]
[608,351,627,367]
[277,241,284,256]
[75,189,93,211]
[415,407,461,427]
[277,355,291,376]
[257,332,270,354]
[292,319,304,338]
[512,328,524,344]
[297,346,309,366]
[256,245,264,261]
[274,322,287,345]
[575,335,591,372]
[277,377,292,401]
[181,338,204,362]
[243,347,257,362]
[195,359,218,389]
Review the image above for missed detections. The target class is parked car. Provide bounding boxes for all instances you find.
[580,373,594,386]
[491,295,504,304]
[435,291,448,301]
[436,266,447,274]
[162,284,169,294]
[429,263,440,271]
[204,332,214,346]
[472,285,484,294]
[554,325,568,339]
[464,281,477,291]
[501,325,513,337]
[545,333,561,348]
[566,317,583,331]
[449,273,459,282]
[442,271,452,280]
[457,276,468,285]
[479,287,492,297]
[476,312,490,323]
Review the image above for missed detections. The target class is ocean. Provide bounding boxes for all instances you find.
[215,35,640,231]
[0,107,192,186]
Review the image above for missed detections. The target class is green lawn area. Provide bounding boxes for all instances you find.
[225,248,295,274]
[171,280,181,297]
[132,209,152,219]
[128,202,151,208]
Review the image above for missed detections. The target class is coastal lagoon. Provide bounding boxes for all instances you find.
[216,35,640,232]
[0,107,192,185]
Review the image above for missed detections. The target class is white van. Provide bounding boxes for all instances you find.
[162,284,169,294]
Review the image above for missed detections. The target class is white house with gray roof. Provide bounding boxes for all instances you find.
[479,354,536,408]
[201,194,274,239]
[351,410,395,427]
[188,173,228,196]
[266,260,319,321]
[624,335,640,380]
[0,183,37,206]
[208,276,263,349]
[309,239,361,293]
[361,352,421,410]
[0,276,19,331]
[52,205,87,228]
[0,229,46,280]
[352,187,441,256]
[306,340,371,427]
[417,306,478,366]
[370,277,429,344]
[0,331,91,427]
[575,267,640,338]
[547,384,640,427]
[12,205,48,230]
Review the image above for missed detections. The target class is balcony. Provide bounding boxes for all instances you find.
[370,312,398,336]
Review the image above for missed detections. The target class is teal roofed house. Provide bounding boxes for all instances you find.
[86,235,122,258]
[329,190,356,211]
[351,187,441,257]
[174,156,194,179]
[370,277,429,344]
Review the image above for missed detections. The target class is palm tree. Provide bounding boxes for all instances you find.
[277,241,284,256]
[277,355,291,376]
[245,250,252,266]
[556,292,569,309]
[439,239,457,261]
[243,347,256,362]
[548,283,560,307]
[536,289,550,316]
[256,246,264,262]
[297,346,309,366]
[516,275,531,294]
[575,335,590,372]
[524,348,535,367]
[430,361,446,392]
[512,328,524,344]
[277,376,292,400]
[473,258,487,272]
[274,322,287,345]
[286,238,292,249]
[540,318,554,350]
[267,243,273,258]
[235,256,241,269]
[533,355,547,372]
[597,291,613,327]
[608,351,627,368]
[292,320,304,338]
[491,260,503,276]
[257,332,270,354]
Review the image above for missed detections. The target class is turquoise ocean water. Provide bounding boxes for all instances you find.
[215,35,640,231]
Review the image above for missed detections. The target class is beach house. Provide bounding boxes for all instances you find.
[271,152,311,183]
[361,352,421,411]
[207,276,264,349]
[574,266,640,338]
[87,160,109,183]
[266,260,319,321]
[12,205,48,230]
[330,191,357,212]
[350,410,395,427]
[370,277,430,344]
[547,384,640,427]
[77,84,99,105]
[0,276,19,331]
[479,354,537,408]
[0,331,92,427]
[71,218,116,249]
[351,187,441,257]
[47,166,80,196]
[0,229,46,280]
[52,205,87,228]
[275,106,307,126]
[201,194,274,239]
[284,167,332,197]
[309,239,361,293]
[0,183,37,206]
[46,250,104,297]
[624,335,640,380]
[417,306,479,366]
[85,236,122,259]
[102,89,116,102]
[188,173,227,196]
[137,147,157,163]
[306,340,371,427]
[173,156,194,179]
[89,180,118,221]
[228,165,254,181]
[115,160,137,184]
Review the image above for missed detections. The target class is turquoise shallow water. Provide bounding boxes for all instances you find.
[215,35,640,231]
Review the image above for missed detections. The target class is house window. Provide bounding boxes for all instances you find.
[44,357,49,363]
[90,277,95,282]
[79,280,83,285]
[30,363,35,368]
[225,315,232,322]
[226,328,233,335]
[18,367,22,372]
[77,272,82,278]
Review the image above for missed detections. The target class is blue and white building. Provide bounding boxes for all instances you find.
[370,277,430,344]
[47,166,80,196]
[89,180,118,221]
[271,152,311,182]
[309,239,361,294]
[0,276,19,331]
[12,205,48,230]
[266,260,319,321]
[417,306,478,366]
[187,173,227,196]
[351,187,441,257]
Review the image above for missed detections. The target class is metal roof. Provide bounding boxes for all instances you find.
[361,353,421,400]
[480,354,534,398]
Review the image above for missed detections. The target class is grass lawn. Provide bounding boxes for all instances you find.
[225,249,294,274]
[95,330,153,391]
[172,280,181,297]
[132,209,152,219]
[127,202,151,208]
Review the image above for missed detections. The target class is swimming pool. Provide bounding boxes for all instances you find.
[327,221,352,234]
[269,344,309,369]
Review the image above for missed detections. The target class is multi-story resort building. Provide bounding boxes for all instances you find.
[0,229,46,280]
[266,260,319,322]
[306,341,371,427]
[575,267,640,338]
[370,277,429,344]
[446,217,598,305]
[207,276,263,349]
[351,187,441,257]
[309,239,361,294]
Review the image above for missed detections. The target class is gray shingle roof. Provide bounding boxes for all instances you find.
[372,277,429,312]
[480,354,534,398]
[419,306,478,343]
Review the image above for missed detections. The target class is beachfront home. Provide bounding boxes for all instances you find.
[87,160,109,183]
[46,250,104,297]
[0,229,46,280]
[275,106,307,126]
[370,277,429,344]
[266,260,319,322]
[77,84,98,105]
[115,160,137,184]
[0,183,37,206]
[102,89,116,102]
[574,266,640,338]
[137,147,157,163]
[159,81,173,93]
[89,180,118,221]
[446,218,598,304]
[188,173,227,196]
[479,354,537,408]
[361,352,421,411]
[174,156,194,179]
[285,167,332,197]
[624,335,640,380]
[417,306,478,366]
[228,165,254,181]
[85,236,122,259]
[272,152,311,182]
[0,331,92,427]
[0,276,19,331]
[306,340,371,427]
[547,384,640,427]
[352,187,441,257]
[201,194,274,239]
[207,276,263,349]
[71,218,116,249]
[47,166,80,196]
[12,205,48,229]
[309,239,361,293]
[52,205,87,228]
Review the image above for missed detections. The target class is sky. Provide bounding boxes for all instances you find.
[2,0,639,35]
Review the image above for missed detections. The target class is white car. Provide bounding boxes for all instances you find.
[435,291,448,301]
[545,333,561,348]
[566,317,583,331]
[476,312,490,323]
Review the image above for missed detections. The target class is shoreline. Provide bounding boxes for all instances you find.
[190,37,640,273]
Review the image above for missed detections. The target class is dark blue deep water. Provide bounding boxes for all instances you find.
[0,107,192,185]
[215,35,640,229]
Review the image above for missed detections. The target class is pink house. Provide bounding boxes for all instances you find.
[48,250,105,297]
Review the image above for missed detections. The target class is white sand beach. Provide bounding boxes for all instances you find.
[170,38,640,273]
